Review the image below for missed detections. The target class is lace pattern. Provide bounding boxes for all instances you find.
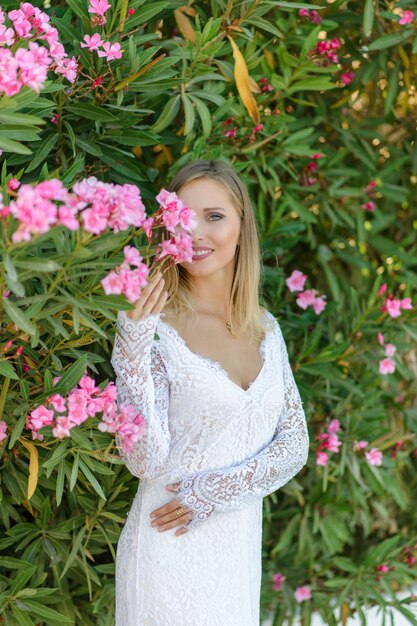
[175,318,309,530]
[111,311,171,479]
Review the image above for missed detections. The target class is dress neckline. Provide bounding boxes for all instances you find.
[157,316,270,394]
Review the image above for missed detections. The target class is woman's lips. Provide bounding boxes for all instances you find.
[192,249,213,261]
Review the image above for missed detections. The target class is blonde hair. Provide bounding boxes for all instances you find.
[160,159,273,340]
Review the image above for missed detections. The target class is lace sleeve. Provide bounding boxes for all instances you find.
[111,310,171,479]
[176,319,309,530]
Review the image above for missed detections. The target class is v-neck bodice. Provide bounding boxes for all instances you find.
[157,316,270,394]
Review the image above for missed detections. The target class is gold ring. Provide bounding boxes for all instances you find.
[176,507,183,517]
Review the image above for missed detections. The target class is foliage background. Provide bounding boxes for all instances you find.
[1,0,417,624]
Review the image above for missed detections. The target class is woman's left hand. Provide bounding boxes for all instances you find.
[149,482,192,536]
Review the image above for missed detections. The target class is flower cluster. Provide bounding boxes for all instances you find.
[0,3,77,97]
[361,179,378,212]
[313,38,342,65]
[88,0,111,25]
[377,331,396,375]
[301,152,325,186]
[272,573,312,603]
[4,177,147,242]
[25,374,146,454]
[379,283,413,318]
[340,71,355,85]
[81,34,122,62]
[352,439,383,466]
[298,8,321,25]
[315,419,342,466]
[399,10,414,25]
[101,246,150,304]
[153,189,196,265]
[286,269,327,315]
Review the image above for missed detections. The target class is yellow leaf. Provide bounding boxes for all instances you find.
[264,49,275,70]
[20,438,39,500]
[174,8,196,43]
[248,76,261,94]
[227,35,260,124]
[341,602,350,626]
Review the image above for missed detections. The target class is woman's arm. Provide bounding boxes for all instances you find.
[175,319,309,529]
[111,310,171,479]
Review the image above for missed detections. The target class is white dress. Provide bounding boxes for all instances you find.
[111,308,309,626]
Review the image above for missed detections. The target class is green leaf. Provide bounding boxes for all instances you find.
[66,103,117,122]
[363,0,374,36]
[189,95,212,137]
[13,258,62,273]
[287,78,336,94]
[53,353,88,397]
[79,459,107,500]
[25,134,58,173]
[368,31,412,50]
[0,360,19,381]
[181,94,195,136]
[56,459,65,507]
[152,95,181,133]
[0,137,32,155]
[2,299,37,335]
[24,599,73,623]
[0,112,45,125]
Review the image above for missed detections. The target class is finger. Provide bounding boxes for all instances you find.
[142,278,166,317]
[156,512,191,532]
[153,290,169,315]
[175,527,188,536]
[127,273,163,319]
[150,498,181,519]
[152,507,189,527]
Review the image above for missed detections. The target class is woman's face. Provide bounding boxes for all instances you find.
[177,177,242,279]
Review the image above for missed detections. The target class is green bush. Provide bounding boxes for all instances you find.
[1,1,417,624]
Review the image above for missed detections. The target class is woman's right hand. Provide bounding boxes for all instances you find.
[126,271,168,320]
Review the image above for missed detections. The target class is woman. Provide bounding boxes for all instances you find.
[111,159,309,625]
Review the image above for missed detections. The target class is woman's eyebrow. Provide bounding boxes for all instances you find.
[202,207,226,212]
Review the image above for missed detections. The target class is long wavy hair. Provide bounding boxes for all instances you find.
[160,159,273,340]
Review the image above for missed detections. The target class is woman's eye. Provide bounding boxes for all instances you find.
[208,214,223,221]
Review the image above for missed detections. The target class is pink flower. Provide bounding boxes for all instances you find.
[384,343,396,357]
[88,0,111,16]
[361,201,375,212]
[377,332,384,346]
[316,451,328,466]
[327,434,342,453]
[101,270,124,295]
[47,394,66,413]
[379,283,387,296]
[365,447,383,466]
[80,33,104,51]
[376,564,389,573]
[225,127,237,138]
[383,297,402,318]
[7,178,20,192]
[142,216,154,239]
[286,270,308,292]
[97,41,122,61]
[341,71,355,85]
[328,419,341,434]
[353,440,369,451]
[312,295,327,314]
[296,289,316,309]
[52,416,73,438]
[272,573,286,591]
[0,420,8,442]
[123,245,143,267]
[379,357,395,375]
[294,585,312,602]
[400,297,412,310]
[399,10,414,25]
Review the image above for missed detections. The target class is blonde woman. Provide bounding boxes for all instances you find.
[111,159,309,625]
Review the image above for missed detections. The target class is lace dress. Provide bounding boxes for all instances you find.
[111,309,309,626]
